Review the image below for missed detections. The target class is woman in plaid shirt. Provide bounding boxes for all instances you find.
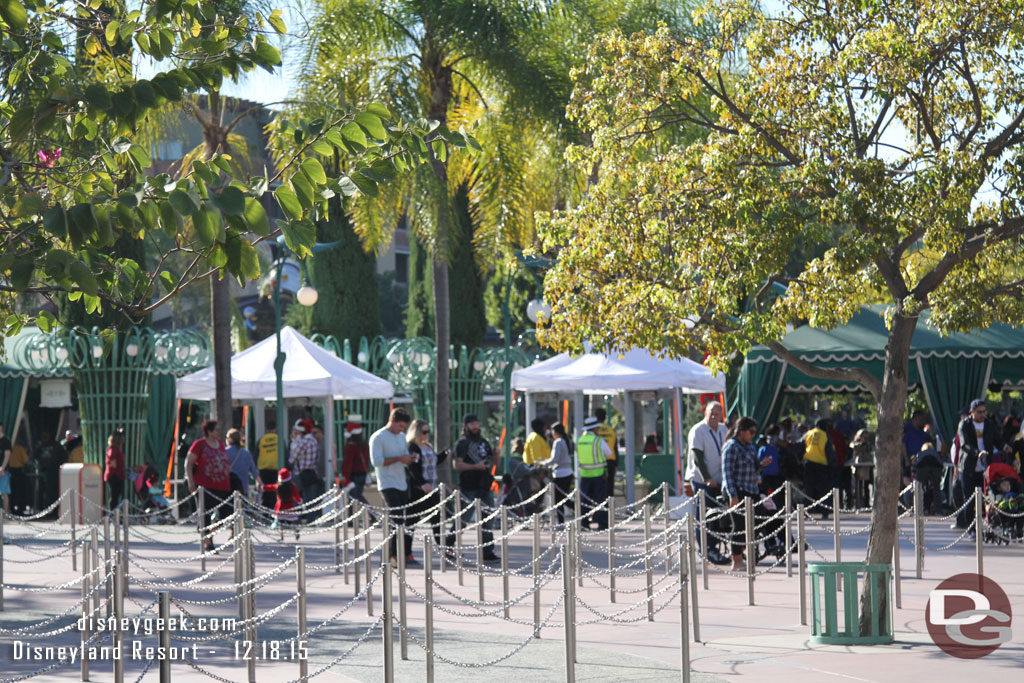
[722,417,772,571]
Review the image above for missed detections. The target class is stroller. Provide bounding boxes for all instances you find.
[131,464,173,524]
[500,457,548,517]
[983,463,1023,544]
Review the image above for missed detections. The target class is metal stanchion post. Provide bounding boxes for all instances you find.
[197,487,206,572]
[246,531,256,683]
[398,527,408,661]
[832,488,842,591]
[383,511,391,566]
[575,517,583,589]
[424,536,435,683]
[533,512,541,639]
[893,534,902,609]
[975,486,984,578]
[645,503,654,621]
[561,544,575,683]
[297,547,308,680]
[71,494,78,571]
[679,534,690,683]
[501,506,510,618]
[438,483,448,573]
[784,481,793,578]
[103,518,111,618]
[364,506,373,616]
[914,480,924,579]
[686,513,700,642]
[608,497,616,603]
[745,497,755,605]
[113,550,124,683]
[383,561,395,683]
[335,492,344,573]
[81,545,90,681]
[549,483,557,544]
[455,493,464,585]
[158,591,171,683]
[121,506,129,598]
[475,498,485,602]
[698,490,709,590]
[663,481,672,573]
[568,524,577,664]
[91,528,100,616]
[798,504,807,625]
[574,487,582,527]
[352,503,360,596]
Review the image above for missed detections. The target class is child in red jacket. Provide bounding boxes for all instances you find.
[272,468,302,529]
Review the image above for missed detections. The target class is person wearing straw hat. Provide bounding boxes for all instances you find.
[576,416,611,530]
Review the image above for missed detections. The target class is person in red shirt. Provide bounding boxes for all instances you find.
[340,416,370,505]
[104,430,127,511]
[185,419,233,552]
[273,468,302,528]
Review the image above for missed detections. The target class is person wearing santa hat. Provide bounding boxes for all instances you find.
[289,418,321,522]
[340,415,370,505]
[273,468,302,529]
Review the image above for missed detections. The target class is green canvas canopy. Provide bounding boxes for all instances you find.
[730,305,1024,445]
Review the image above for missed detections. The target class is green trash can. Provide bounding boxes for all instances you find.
[807,562,893,645]
[638,453,676,505]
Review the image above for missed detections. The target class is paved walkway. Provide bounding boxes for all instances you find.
[1,505,1021,682]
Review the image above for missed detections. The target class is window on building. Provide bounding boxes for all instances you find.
[394,251,409,285]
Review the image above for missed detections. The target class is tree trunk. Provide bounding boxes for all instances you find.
[209,274,233,426]
[204,90,233,428]
[426,63,454,466]
[859,310,917,634]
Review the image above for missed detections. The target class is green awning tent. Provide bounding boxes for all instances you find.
[730,305,1024,445]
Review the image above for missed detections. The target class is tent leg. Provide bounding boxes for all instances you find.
[624,391,636,504]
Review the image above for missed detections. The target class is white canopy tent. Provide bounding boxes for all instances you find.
[176,326,394,484]
[511,348,725,502]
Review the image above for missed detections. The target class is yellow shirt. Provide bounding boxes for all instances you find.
[804,429,829,465]
[68,446,85,463]
[523,432,551,465]
[9,443,28,468]
[595,424,617,460]
[257,433,279,470]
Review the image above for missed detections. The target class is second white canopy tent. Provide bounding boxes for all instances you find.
[511,347,726,503]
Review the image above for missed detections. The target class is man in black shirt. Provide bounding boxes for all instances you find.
[453,414,500,562]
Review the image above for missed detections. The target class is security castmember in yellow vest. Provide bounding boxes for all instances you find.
[803,419,836,519]
[256,422,279,509]
[593,408,618,500]
[577,417,612,530]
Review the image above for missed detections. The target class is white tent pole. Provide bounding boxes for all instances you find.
[525,392,536,431]
[674,387,685,495]
[323,396,335,487]
[624,391,636,504]
[253,399,266,443]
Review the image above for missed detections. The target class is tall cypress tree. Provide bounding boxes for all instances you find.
[311,197,381,340]
[405,231,434,339]
[446,184,487,348]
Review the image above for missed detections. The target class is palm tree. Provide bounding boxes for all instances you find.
[293,0,569,450]
[294,0,699,449]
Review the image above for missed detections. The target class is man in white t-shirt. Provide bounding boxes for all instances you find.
[370,408,416,566]
[684,402,729,564]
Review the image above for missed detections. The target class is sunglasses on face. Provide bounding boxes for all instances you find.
[420,429,431,435]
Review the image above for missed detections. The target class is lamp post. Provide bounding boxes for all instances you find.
[500,253,550,466]
[270,237,330,469]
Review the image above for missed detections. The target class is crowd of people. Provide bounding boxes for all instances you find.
[684,397,1024,570]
